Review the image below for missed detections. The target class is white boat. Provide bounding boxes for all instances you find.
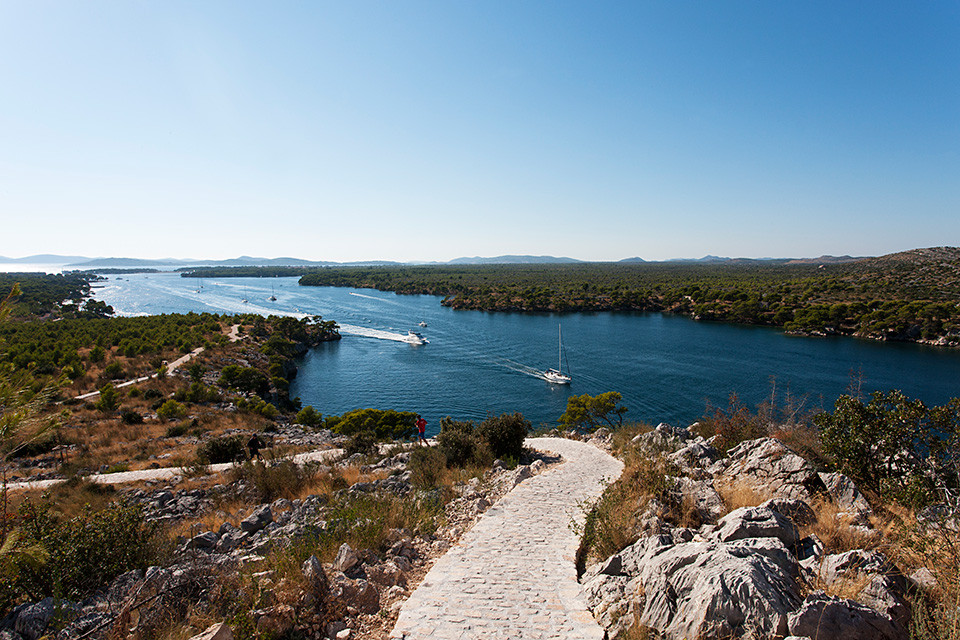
[544,324,571,384]
[404,330,428,345]
[418,321,428,327]
[268,284,277,301]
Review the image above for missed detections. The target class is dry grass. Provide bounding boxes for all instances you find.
[610,423,652,456]
[715,479,768,513]
[800,499,884,554]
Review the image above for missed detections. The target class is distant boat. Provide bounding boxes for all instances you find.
[418,321,428,327]
[404,330,428,345]
[268,284,277,301]
[544,324,571,384]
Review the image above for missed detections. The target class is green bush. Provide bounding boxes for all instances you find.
[815,391,960,506]
[345,430,378,457]
[94,383,120,412]
[1,500,165,609]
[295,405,323,427]
[197,435,246,464]
[143,388,163,400]
[103,361,125,379]
[175,381,221,404]
[436,418,483,467]
[156,399,188,422]
[228,459,316,503]
[120,409,143,425]
[477,412,530,460]
[326,408,417,440]
[218,365,269,396]
[558,392,627,433]
[237,396,279,420]
[408,447,446,489]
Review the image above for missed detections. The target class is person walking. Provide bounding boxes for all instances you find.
[416,415,428,446]
[247,433,265,461]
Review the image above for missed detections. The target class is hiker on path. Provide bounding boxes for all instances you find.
[416,416,428,446]
[247,433,265,461]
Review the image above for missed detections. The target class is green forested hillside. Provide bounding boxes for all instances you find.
[297,247,960,345]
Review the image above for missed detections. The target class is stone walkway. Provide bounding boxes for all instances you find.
[391,437,623,640]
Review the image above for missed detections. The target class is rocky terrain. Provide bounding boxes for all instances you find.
[0,447,556,640]
[579,424,939,640]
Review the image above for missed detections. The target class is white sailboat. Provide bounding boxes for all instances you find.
[544,324,571,384]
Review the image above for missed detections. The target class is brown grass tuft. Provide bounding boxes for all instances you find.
[715,479,768,513]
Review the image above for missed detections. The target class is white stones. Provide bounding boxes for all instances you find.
[334,543,360,573]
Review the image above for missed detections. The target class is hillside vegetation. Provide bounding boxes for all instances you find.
[295,247,960,345]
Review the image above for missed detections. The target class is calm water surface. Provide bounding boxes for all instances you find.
[93,272,960,434]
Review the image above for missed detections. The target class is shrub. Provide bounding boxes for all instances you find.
[176,382,221,404]
[103,361,125,379]
[1,500,165,608]
[815,391,960,506]
[228,459,318,503]
[295,405,323,427]
[197,435,246,464]
[558,392,627,432]
[326,408,417,440]
[692,392,767,453]
[436,418,482,467]
[156,399,188,422]
[94,383,120,413]
[477,412,530,460]
[237,396,279,420]
[120,409,143,425]
[345,430,378,457]
[408,447,446,489]
[218,365,269,396]
[165,422,189,438]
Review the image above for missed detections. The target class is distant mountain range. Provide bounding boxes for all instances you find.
[0,253,868,268]
[447,255,581,265]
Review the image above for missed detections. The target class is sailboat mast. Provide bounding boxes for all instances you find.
[558,324,563,373]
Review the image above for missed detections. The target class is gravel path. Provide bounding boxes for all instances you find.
[5,447,342,492]
[390,437,623,640]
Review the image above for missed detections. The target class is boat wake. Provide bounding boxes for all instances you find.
[339,323,426,344]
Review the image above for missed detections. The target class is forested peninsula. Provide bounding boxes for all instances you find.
[178,247,960,346]
[294,246,960,346]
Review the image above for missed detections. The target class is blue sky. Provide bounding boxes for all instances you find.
[1,2,957,262]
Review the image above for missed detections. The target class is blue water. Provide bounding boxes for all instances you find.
[92,272,960,432]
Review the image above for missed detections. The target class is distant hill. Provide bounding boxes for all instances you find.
[448,255,582,265]
[1,254,91,264]
[619,257,647,263]
[786,255,864,265]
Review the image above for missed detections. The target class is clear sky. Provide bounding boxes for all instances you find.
[1,2,958,263]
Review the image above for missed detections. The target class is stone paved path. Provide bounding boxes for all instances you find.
[391,437,624,640]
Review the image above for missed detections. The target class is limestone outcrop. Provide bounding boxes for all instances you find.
[581,429,911,640]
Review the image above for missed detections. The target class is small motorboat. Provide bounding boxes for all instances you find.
[418,321,428,327]
[404,330,428,345]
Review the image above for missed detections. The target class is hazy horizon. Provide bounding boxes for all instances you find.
[2,2,957,262]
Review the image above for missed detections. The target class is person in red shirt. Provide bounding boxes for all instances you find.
[416,415,428,446]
